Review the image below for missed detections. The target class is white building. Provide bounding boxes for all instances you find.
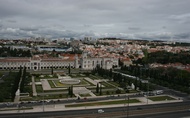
[0,53,118,71]
[80,52,118,70]
[0,54,77,71]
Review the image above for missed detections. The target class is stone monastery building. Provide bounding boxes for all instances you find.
[0,53,118,70]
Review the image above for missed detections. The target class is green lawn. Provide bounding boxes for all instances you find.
[26,94,72,101]
[99,81,116,88]
[94,90,126,96]
[35,85,43,92]
[34,77,41,82]
[148,96,176,101]
[89,74,105,80]
[69,74,87,78]
[89,75,100,80]
[129,90,138,93]
[34,74,58,82]
[107,81,120,86]
[44,89,68,93]
[0,72,3,77]
[83,78,95,86]
[65,99,140,107]
[48,80,56,88]
[0,107,33,111]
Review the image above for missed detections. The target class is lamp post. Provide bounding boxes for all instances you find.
[127,95,129,118]
[141,80,149,104]
[147,81,149,104]
[42,83,45,112]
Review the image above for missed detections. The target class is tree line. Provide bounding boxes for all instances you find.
[11,66,31,101]
[92,65,152,93]
[0,47,31,57]
[136,50,190,65]
[120,65,190,94]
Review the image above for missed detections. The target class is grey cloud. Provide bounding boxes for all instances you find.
[162,26,166,29]
[20,27,39,31]
[0,0,190,42]
[173,33,190,39]
[128,27,141,31]
[6,20,17,23]
[83,24,92,28]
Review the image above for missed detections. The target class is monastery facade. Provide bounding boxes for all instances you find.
[0,53,118,71]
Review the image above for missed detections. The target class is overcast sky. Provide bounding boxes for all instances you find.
[0,0,190,42]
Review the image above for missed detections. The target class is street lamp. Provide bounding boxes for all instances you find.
[127,95,129,118]
[42,84,45,112]
[124,95,130,117]
[141,80,149,104]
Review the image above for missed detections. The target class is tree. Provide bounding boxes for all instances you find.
[139,80,142,90]
[125,88,129,93]
[134,78,138,90]
[96,83,99,93]
[99,84,102,95]
[68,87,71,96]
[20,66,26,92]
[11,66,22,101]
[70,85,73,97]
[118,58,124,67]
[118,73,122,83]
[113,73,117,82]
[68,85,73,97]
[119,82,126,88]
[106,91,110,95]
[68,64,71,74]
[51,66,54,75]
[109,69,113,78]
[116,89,121,94]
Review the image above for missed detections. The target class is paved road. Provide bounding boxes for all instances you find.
[0,100,190,118]
[152,84,190,100]
[128,110,190,118]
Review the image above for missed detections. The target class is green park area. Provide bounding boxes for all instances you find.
[148,95,176,101]
[0,107,33,111]
[65,99,140,107]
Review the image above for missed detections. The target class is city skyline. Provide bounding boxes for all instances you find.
[0,0,190,42]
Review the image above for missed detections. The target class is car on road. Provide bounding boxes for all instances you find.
[98,109,104,113]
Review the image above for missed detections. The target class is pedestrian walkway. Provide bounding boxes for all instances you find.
[14,69,24,103]
[137,97,153,104]
[31,76,37,96]
[41,79,51,91]
[89,92,96,97]
[104,81,123,90]
[73,87,96,97]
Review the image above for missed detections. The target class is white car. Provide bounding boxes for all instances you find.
[98,109,104,113]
